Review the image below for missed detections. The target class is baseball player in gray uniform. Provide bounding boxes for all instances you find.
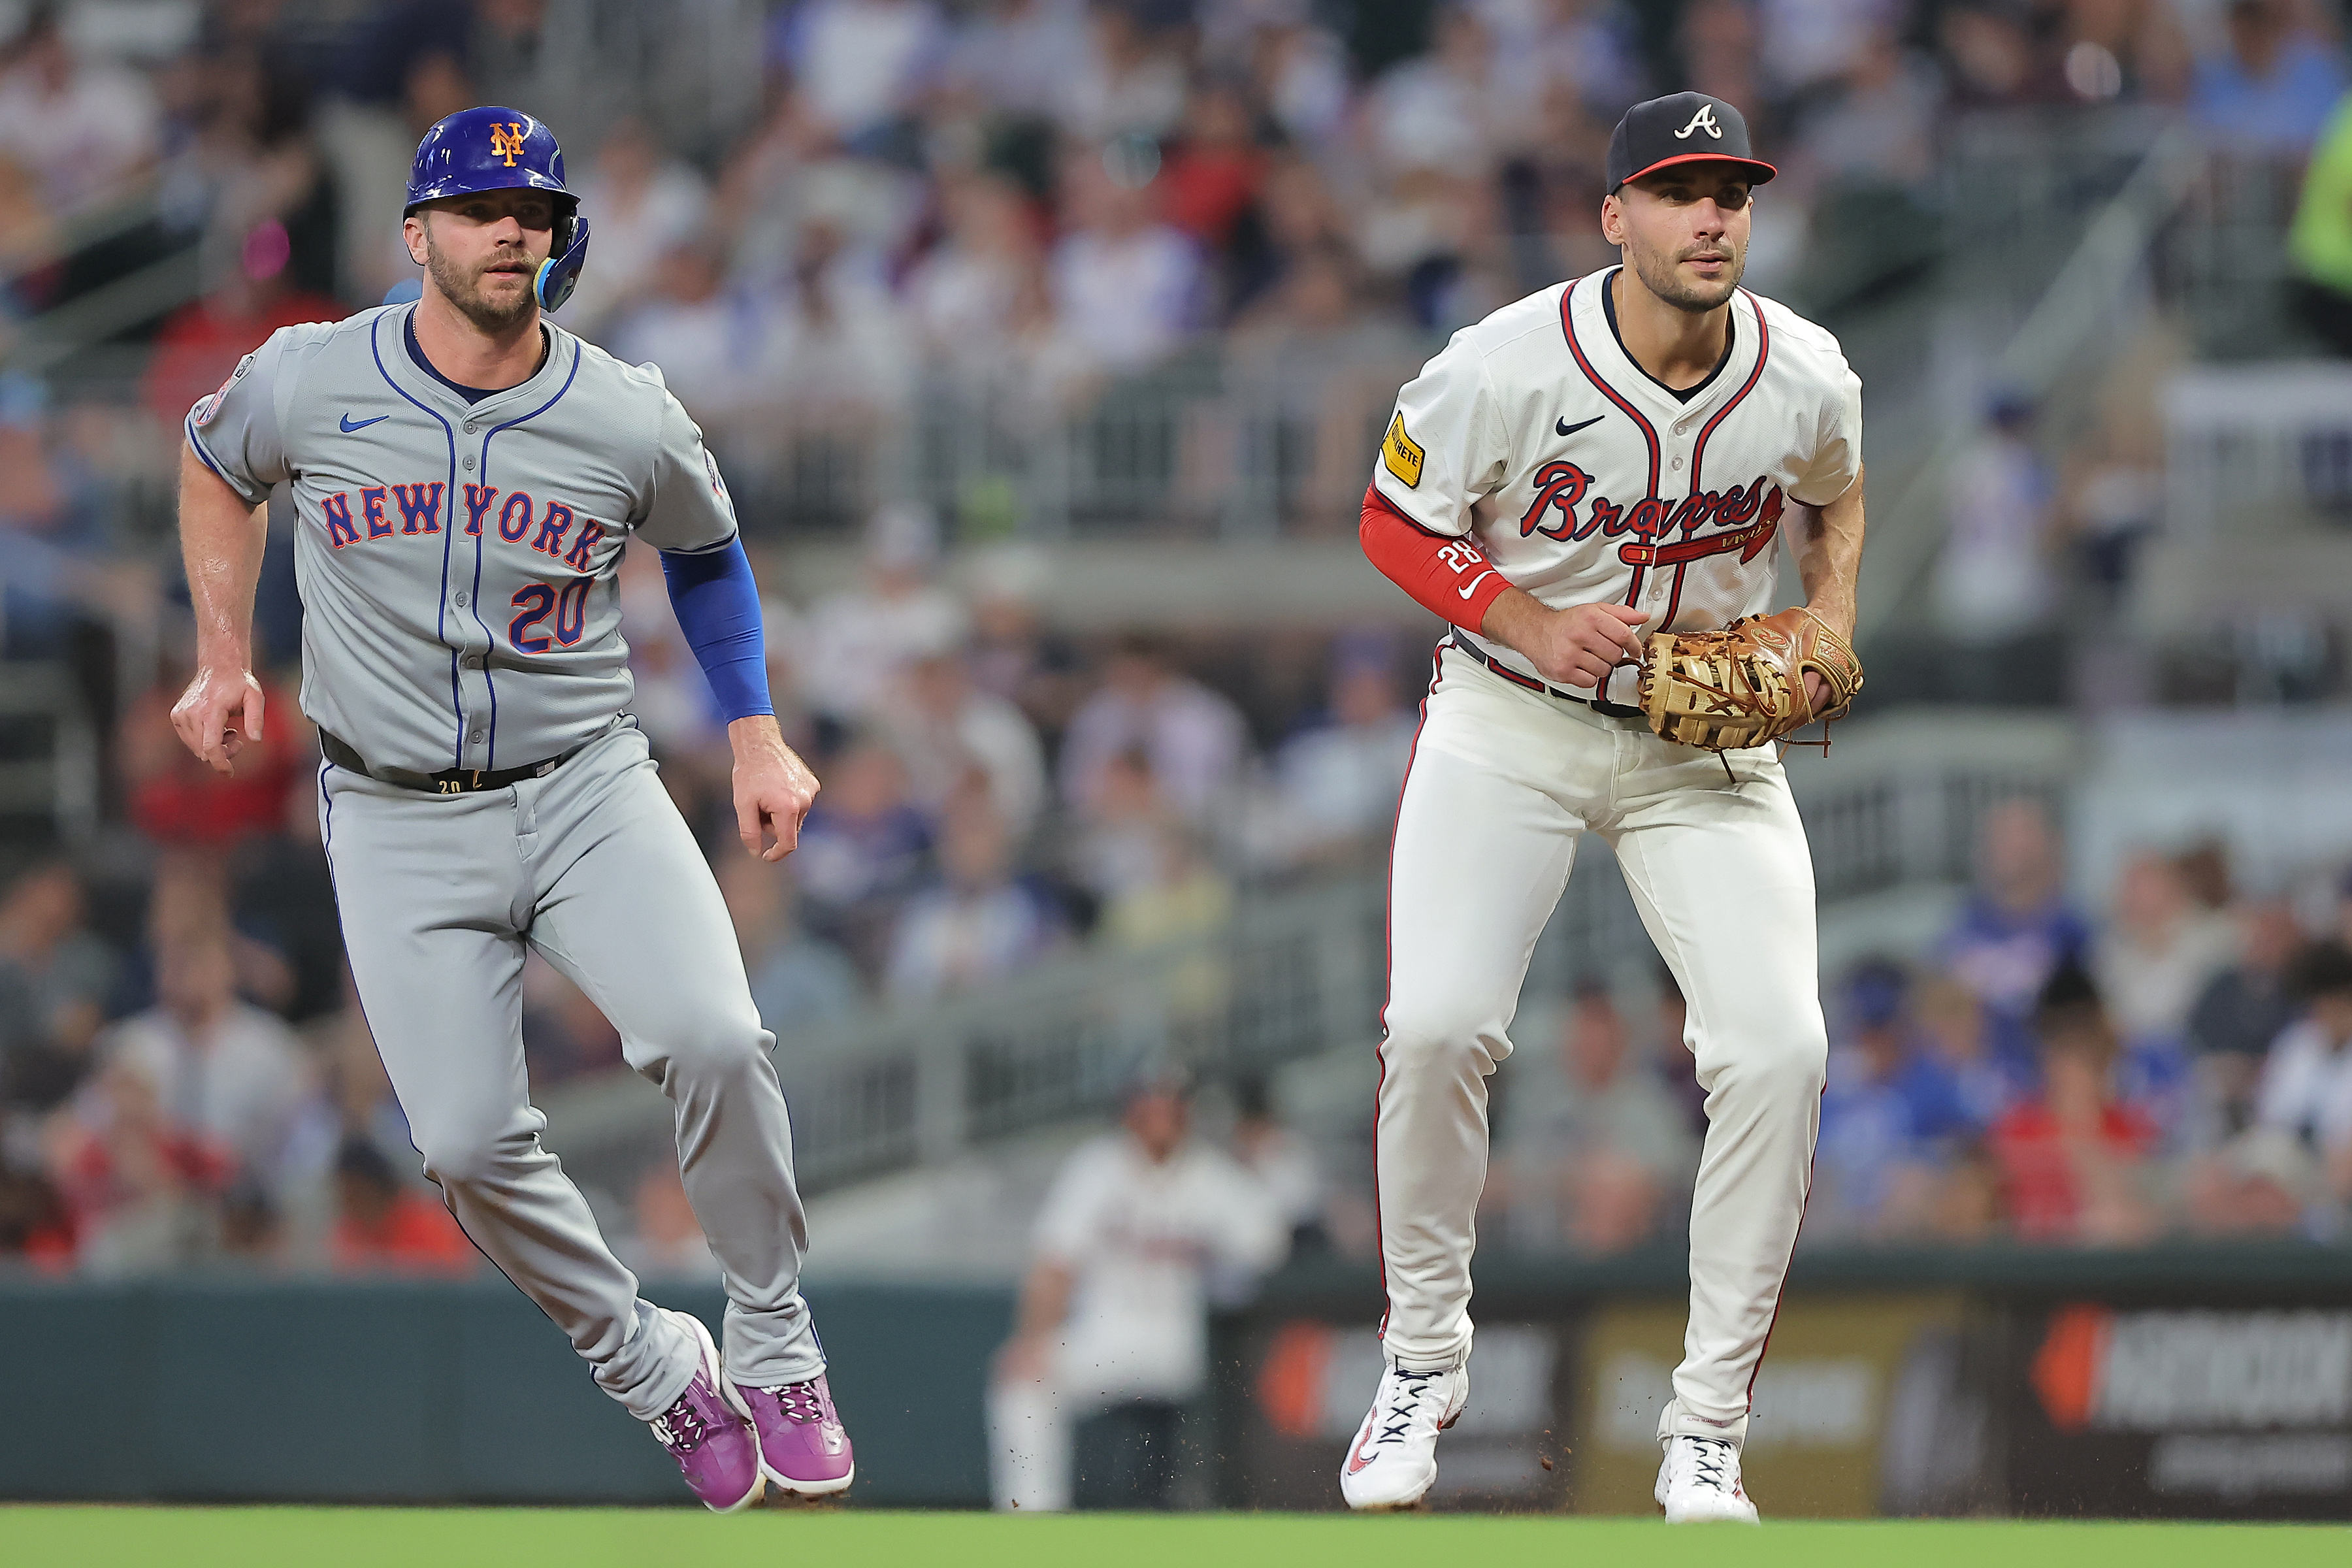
[169,108,849,1511]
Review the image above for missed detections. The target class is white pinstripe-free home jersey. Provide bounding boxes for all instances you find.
[1368,268,1861,701]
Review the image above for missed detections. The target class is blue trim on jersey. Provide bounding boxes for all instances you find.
[368,312,468,768]
[473,337,583,770]
[404,309,515,405]
[661,537,773,723]
[184,420,244,495]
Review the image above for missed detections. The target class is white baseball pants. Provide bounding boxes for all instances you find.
[1375,642,1825,1443]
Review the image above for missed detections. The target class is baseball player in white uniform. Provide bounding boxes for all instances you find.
[1342,93,1867,1522]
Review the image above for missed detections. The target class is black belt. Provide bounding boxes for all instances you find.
[1448,633,1645,719]
[320,730,589,794]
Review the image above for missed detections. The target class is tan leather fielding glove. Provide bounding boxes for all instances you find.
[1636,608,1863,754]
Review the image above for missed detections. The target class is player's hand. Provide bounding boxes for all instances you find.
[169,662,265,776]
[728,715,819,862]
[1488,593,1650,690]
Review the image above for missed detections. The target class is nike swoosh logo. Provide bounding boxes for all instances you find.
[1456,570,1497,600]
[340,413,389,433]
[1556,414,1604,438]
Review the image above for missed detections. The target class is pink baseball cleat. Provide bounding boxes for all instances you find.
[646,1310,764,1512]
[738,1373,855,1496]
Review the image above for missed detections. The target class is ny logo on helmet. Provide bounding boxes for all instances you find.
[1674,105,1722,140]
[489,122,529,167]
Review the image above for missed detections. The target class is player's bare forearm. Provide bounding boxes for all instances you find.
[171,444,270,774]
[1793,463,1866,639]
[1481,586,1649,689]
[727,713,819,862]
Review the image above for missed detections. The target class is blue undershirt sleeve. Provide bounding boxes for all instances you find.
[659,537,774,723]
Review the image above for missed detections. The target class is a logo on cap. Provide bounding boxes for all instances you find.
[489,122,529,167]
[1674,104,1722,140]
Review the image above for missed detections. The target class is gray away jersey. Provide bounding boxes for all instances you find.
[186,303,738,777]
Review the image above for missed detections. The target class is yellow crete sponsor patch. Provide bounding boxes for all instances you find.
[1382,413,1424,489]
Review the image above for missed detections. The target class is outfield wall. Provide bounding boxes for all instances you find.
[3,1243,2350,1514]
[0,1277,1011,1507]
[1213,1241,2352,1520]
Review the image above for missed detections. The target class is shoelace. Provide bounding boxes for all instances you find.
[760,1380,834,1426]
[651,1392,713,1453]
[1369,1369,1443,1451]
[1686,1437,1735,1492]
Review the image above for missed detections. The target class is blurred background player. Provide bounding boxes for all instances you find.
[989,1073,1285,1511]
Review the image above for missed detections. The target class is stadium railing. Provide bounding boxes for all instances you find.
[538,709,2080,1201]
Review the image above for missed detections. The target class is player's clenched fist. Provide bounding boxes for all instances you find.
[1481,590,1650,691]
[728,714,820,862]
[169,663,266,776]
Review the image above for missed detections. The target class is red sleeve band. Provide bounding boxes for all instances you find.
[1359,483,1512,631]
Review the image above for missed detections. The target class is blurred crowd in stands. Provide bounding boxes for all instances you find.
[12,691,2352,1274]
[1488,800,2352,1258]
[0,487,1430,1277]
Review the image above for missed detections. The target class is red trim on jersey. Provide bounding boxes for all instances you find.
[1373,640,1449,1345]
[1689,291,1771,488]
[1361,484,1512,630]
[1559,278,1661,602]
[1658,291,1772,629]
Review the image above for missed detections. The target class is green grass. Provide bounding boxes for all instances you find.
[3,1508,2347,1568]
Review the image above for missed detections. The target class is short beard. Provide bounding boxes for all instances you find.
[423,226,536,333]
[1625,235,1744,314]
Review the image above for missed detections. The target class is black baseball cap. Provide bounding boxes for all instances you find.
[1607,92,1778,195]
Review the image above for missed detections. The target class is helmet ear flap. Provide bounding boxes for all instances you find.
[535,210,590,312]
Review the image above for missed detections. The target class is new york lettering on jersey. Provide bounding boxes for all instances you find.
[1369,267,1861,694]
[184,303,736,777]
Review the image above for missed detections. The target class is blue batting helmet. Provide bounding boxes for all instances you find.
[404,106,591,312]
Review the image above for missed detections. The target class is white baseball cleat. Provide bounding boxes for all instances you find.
[1338,1358,1470,1511]
[1655,1434,1760,1524]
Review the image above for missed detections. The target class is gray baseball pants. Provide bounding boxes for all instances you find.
[319,723,822,1420]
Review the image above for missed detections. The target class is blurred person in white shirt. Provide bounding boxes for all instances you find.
[1256,637,1418,868]
[884,798,1062,1005]
[2255,941,2352,1211]
[905,172,1045,374]
[606,238,789,459]
[91,923,321,1205]
[1058,635,1247,823]
[1936,393,2057,644]
[1056,5,1189,142]
[1050,149,1202,376]
[796,502,968,724]
[1368,3,1503,174]
[0,9,159,217]
[945,0,1091,119]
[990,1074,1287,1511]
[561,116,711,341]
[774,0,946,146]
[880,632,1049,839]
[2095,850,2240,1049]
[769,216,917,429]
